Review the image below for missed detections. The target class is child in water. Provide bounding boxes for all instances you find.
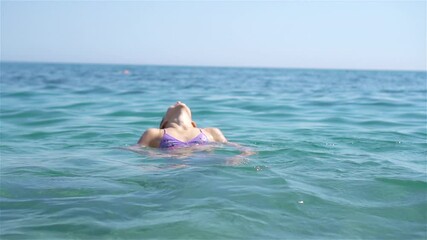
[138,101,228,148]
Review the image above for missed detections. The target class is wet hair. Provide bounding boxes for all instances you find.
[159,117,166,129]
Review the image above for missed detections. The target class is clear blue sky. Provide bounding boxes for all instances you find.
[1,1,425,71]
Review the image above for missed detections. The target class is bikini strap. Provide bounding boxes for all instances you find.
[199,128,207,137]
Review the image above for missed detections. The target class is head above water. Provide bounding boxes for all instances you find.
[159,101,196,129]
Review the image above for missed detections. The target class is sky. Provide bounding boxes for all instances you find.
[1,1,426,71]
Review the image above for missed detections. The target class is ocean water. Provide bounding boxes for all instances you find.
[0,62,426,239]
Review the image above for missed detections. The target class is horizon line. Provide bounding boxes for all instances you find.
[1,60,426,73]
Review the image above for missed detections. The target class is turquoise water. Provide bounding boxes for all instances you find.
[1,62,426,239]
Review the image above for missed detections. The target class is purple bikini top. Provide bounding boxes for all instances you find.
[159,129,209,149]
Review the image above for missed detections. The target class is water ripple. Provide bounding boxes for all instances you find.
[1,63,425,239]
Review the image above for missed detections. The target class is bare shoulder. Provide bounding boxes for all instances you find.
[137,128,163,147]
[203,127,228,143]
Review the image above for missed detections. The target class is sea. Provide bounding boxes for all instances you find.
[0,62,426,239]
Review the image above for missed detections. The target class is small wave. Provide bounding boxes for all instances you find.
[375,177,427,189]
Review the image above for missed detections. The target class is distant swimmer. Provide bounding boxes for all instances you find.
[137,101,227,149]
